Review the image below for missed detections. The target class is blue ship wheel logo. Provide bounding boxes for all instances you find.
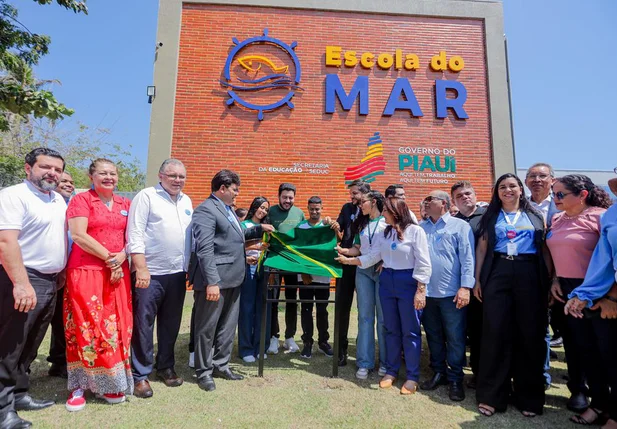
[221,29,303,121]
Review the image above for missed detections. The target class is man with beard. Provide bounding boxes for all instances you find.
[46,172,75,379]
[450,181,486,389]
[0,148,68,428]
[335,180,370,366]
[267,183,306,353]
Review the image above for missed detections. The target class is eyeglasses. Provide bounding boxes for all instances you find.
[161,173,186,180]
[554,191,573,200]
[423,196,444,203]
[527,174,551,180]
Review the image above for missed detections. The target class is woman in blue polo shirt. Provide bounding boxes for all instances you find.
[473,173,551,418]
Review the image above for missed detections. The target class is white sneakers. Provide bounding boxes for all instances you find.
[242,355,256,363]
[283,338,300,353]
[267,336,279,354]
[356,368,370,380]
[189,352,195,368]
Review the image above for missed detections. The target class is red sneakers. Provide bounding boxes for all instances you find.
[66,389,86,412]
[96,392,126,404]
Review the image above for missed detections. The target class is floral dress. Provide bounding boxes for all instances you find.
[64,190,133,394]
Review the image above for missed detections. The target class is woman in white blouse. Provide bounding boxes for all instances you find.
[337,197,432,394]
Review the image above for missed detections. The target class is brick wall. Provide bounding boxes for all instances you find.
[172,4,494,216]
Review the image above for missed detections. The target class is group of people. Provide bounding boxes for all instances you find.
[0,148,616,429]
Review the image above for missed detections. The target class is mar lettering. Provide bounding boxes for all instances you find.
[324,74,468,119]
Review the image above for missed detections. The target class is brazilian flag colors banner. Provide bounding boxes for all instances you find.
[263,224,342,278]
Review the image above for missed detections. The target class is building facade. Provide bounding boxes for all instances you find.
[147,0,514,210]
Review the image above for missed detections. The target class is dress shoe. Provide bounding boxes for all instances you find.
[420,373,448,391]
[0,410,32,429]
[133,380,153,398]
[156,368,183,387]
[48,363,68,379]
[449,381,465,401]
[197,375,216,392]
[212,368,244,381]
[566,392,589,413]
[338,354,348,367]
[14,395,54,411]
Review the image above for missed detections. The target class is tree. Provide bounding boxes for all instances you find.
[0,0,87,130]
[0,118,145,191]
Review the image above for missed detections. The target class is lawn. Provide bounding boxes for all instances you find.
[23,292,574,428]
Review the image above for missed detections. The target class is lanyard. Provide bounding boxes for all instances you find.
[501,210,521,226]
[367,218,380,246]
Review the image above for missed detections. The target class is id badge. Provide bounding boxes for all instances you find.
[506,242,518,256]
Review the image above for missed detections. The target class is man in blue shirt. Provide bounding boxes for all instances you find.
[419,190,475,402]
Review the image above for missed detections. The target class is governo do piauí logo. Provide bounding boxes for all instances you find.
[344,132,386,185]
[220,29,303,120]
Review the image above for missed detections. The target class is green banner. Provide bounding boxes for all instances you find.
[262,224,342,278]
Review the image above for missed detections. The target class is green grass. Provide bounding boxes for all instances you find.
[23,292,573,428]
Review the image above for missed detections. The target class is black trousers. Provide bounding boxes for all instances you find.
[47,286,66,367]
[467,295,483,376]
[283,275,298,340]
[189,304,196,353]
[131,272,187,381]
[299,282,330,344]
[552,278,586,395]
[566,294,617,419]
[477,257,547,414]
[269,274,299,339]
[335,265,356,358]
[0,267,57,416]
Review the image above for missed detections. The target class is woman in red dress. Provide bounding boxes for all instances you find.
[63,158,133,411]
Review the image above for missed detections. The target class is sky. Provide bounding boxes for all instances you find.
[17,0,617,172]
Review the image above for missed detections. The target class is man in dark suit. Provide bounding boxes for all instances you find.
[335,179,370,366]
[188,170,249,392]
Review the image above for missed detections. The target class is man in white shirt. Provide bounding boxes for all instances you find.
[127,159,193,399]
[0,148,68,428]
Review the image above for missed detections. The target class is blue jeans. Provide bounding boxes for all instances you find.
[379,268,422,381]
[422,297,467,382]
[355,265,386,370]
[238,266,270,358]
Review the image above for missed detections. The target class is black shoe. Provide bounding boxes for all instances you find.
[14,395,54,411]
[300,342,312,359]
[197,375,216,392]
[318,342,334,357]
[466,374,477,389]
[338,354,348,367]
[212,368,244,381]
[420,373,448,391]
[48,363,67,379]
[449,381,465,401]
[566,392,589,413]
[0,410,32,429]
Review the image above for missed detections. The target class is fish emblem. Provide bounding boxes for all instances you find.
[237,55,289,74]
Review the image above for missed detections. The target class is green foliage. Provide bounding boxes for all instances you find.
[0,153,24,187]
[0,0,87,129]
[0,119,145,192]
